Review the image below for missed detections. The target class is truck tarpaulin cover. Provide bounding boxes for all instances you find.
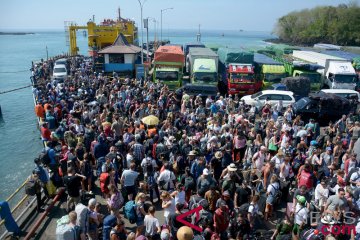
[218,48,254,65]
[309,91,351,110]
[281,77,310,96]
[154,46,185,65]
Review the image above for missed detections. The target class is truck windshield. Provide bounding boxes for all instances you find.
[231,73,254,82]
[156,71,178,81]
[264,73,286,82]
[334,74,357,83]
[194,72,217,82]
[300,73,321,83]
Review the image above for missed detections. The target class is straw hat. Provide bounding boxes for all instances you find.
[177,226,194,240]
[188,151,196,156]
[215,151,223,159]
[227,163,237,172]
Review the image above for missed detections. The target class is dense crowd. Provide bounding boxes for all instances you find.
[28,56,360,240]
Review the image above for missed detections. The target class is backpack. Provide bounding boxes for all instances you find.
[99,172,110,194]
[346,167,359,186]
[109,192,124,211]
[271,184,282,202]
[124,200,137,224]
[184,176,195,191]
[56,224,78,240]
[75,203,89,234]
[39,149,51,166]
[238,203,253,217]
[190,196,207,210]
[25,179,37,196]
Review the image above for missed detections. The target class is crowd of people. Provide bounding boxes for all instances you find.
[28,56,360,240]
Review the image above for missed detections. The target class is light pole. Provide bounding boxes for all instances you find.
[160,7,173,43]
[138,0,148,64]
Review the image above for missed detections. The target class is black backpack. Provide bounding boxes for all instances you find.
[25,179,37,196]
[39,149,51,166]
[184,176,195,191]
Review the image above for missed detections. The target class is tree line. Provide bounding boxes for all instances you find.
[274,2,360,46]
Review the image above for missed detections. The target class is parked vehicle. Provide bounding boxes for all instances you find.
[218,48,262,95]
[254,53,287,89]
[184,48,218,96]
[153,46,184,90]
[241,90,295,109]
[320,89,360,102]
[293,92,352,125]
[293,50,357,90]
[53,64,68,80]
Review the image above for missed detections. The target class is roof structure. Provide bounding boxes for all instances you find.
[98,34,141,54]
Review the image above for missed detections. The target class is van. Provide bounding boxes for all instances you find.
[320,89,360,103]
[53,64,68,80]
[241,90,295,109]
[55,58,67,66]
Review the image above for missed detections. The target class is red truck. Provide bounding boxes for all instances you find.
[218,48,262,95]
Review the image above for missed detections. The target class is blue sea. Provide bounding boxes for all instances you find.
[0,29,274,200]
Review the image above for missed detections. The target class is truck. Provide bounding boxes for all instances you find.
[153,46,185,90]
[218,48,262,95]
[183,47,219,96]
[292,50,358,90]
[258,50,323,91]
[253,53,287,89]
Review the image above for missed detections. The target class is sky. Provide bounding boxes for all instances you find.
[0,0,356,31]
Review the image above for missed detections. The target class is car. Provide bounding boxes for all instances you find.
[53,64,68,80]
[241,90,295,109]
[293,92,352,125]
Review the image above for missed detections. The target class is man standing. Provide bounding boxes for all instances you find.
[63,167,86,212]
[121,162,139,200]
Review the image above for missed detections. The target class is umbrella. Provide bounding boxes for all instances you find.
[141,115,159,125]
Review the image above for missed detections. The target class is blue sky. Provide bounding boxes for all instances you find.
[0,0,354,31]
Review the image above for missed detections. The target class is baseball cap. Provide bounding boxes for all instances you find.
[296,195,306,204]
[203,168,209,176]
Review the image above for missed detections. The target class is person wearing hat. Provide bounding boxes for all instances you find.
[177,226,193,240]
[197,168,216,194]
[293,195,308,239]
[213,200,230,238]
[320,147,334,167]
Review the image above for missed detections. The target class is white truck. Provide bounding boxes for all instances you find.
[292,50,357,90]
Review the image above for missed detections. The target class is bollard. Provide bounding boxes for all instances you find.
[0,201,20,236]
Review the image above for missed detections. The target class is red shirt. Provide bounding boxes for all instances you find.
[41,126,51,140]
[213,207,230,233]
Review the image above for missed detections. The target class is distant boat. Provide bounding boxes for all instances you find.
[239,29,244,32]
[221,33,224,37]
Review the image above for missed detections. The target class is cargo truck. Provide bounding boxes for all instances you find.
[259,51,323,91]
[253,53,287,89]
[153,46,184,90]
[218,48,262,95]
[183,47,218,96]
[292,50,358,90]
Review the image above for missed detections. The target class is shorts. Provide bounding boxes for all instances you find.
[293,223,302,235]
[266,195,275,205]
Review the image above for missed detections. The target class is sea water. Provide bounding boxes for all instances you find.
[0,29,274,200]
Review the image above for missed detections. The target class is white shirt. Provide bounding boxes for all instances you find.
[314,183,329,201]
[267,182,280,196]
[294,204,309,225]
[163,197,176,218]
[248,203,259,216]
[158,170,176,189]
[175,191,186,205]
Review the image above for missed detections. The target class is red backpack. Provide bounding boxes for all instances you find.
[298,170,313,189]
[99,172,110,194]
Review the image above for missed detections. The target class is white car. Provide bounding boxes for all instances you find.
[320,89,360,103]
[55,58,67,66]
[53,64,68,80]
[241,90,295,109]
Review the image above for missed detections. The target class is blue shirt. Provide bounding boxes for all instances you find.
[48,148,57,165]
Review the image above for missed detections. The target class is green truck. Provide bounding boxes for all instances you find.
[153,46,184,90]
[258,48,322,91]
[183,47,219,96]
[254,53,287,89]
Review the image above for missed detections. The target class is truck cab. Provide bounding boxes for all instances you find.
[293,70,321,91]
[188,58,218,96]
[323,60,357,90]
[154,66,182,90]
[227,64,261,95]
[261,64,287,89]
